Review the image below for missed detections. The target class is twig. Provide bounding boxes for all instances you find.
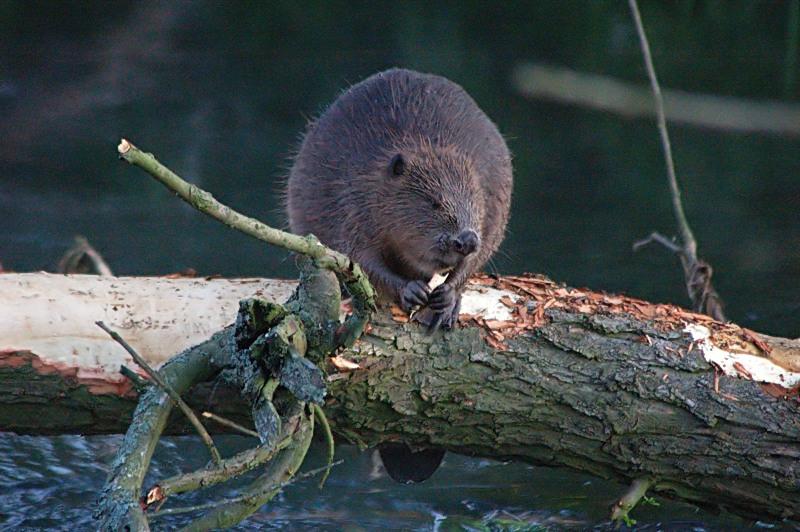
[117,140,318,258]
[610,477,653,525]
[201,411,259,438]
[147,434,294,500]
[632,232,682,254]
[57,235,113,276]
[96,331,226,529]
[628,0,696,262]
[117,138,375,347]
[120,365,149,392]
[628,0,726,322]
[311,404,335,488]
[175,408,315,530]
[96,321,222,465]
[148,459,344,520]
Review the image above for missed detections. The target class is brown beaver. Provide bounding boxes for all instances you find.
[287,68,512,329]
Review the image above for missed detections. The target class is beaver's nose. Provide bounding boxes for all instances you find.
[453,230,479,256]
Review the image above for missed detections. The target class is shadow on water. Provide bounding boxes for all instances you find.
[1,1,798,529]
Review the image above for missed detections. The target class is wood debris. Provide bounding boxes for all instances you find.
[460,273,779,365]
[330,355,360,371]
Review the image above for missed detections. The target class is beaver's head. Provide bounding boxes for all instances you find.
[374,145,484,276]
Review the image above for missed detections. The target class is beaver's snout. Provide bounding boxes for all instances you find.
[452,229,480,256]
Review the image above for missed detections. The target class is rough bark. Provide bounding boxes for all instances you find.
[329,309,800,521]
[2,272,800,521]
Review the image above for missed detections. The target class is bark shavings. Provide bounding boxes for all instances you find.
[395,272,800,395]
[330,355,360,371]
[379,272,787,376]
[760,382,800,400]
[455,273,685,351]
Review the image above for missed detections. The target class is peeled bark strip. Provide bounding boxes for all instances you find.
[2,272,800,520]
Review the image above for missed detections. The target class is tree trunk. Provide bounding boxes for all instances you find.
[2,272,800,521]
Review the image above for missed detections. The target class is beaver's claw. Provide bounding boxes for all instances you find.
[413,284,461,333]
[400,280,430,312]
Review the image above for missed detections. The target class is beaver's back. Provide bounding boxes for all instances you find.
[286,68,512,262]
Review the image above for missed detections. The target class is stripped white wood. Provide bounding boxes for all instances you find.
[684,324,800,387]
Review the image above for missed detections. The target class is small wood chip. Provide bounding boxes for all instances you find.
[499,295,516,308]
[741,328,773,355]
[330,355,360,371]
[390,306,409,323]
[732,361,753,380]
[145,485,165,506]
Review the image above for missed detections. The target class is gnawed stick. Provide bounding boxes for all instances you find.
[117,138,375,349]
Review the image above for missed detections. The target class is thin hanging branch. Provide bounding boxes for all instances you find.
[783,0,800,97]
[96,320,222,465]
[628,0,726,321]
[312,403,335,488]
[628,0,696,261]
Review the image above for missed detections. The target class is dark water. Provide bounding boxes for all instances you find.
[0,433,750,531]
[2,1,799,529]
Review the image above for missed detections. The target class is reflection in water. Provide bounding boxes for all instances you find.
[1,1,799,529]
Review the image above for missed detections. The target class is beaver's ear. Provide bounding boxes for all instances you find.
[388,153,405,177]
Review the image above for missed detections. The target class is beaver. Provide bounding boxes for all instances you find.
[287,68,513,330]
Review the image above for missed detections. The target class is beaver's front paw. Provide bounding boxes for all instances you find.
[400,280,430,312]
[413,284,461,332]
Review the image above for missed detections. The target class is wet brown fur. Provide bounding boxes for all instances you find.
[287,68,512,325]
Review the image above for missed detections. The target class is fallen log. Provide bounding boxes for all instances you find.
[2,272,800,521]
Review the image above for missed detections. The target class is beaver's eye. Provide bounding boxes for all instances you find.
[389,154,405,177]
[431,198,442,210]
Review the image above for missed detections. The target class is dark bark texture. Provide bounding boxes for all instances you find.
[2,291,799,521]
[326,310,800,521]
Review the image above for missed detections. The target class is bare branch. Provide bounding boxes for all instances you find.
[148,434,293,500]
[148,459,344,521]
[201,411,259,439]
[628,0,696,261]
[628,0,726,321]
[96,320,222,465]
[632,232,682,254]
